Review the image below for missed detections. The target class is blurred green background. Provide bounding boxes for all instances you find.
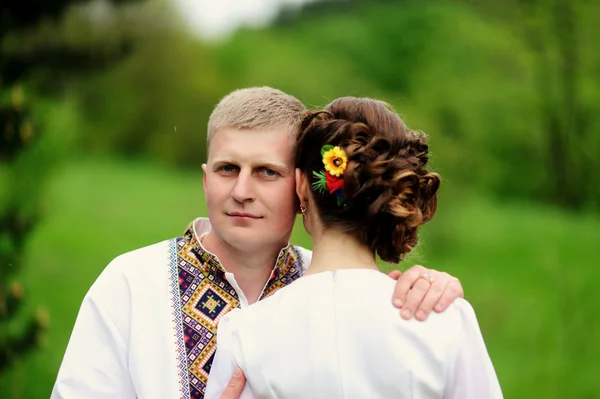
[1,0,598,397]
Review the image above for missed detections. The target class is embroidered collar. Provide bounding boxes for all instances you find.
[182,218,297,281]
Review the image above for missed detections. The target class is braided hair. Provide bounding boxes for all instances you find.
[295,97,440,263]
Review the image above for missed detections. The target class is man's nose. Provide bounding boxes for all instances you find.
[231,171,255,202]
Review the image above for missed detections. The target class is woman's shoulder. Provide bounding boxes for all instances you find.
[331,271,480,340]
[426,297,479,328]
[437,297,482,336]
[218,275,314,329]
[389,297,482,347]
[219,270,480,338]
[218,270,382,333]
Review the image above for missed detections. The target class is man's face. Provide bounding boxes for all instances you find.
[202,127,298,252]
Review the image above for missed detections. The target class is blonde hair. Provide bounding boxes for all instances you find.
[207,87,306,151]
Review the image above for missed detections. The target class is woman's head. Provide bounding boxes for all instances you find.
[295,97,440,263]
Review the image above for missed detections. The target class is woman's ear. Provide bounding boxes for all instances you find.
[295,168,308,208]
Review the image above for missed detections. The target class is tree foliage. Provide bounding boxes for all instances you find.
[0,0,139,372]
[76,0,599,208]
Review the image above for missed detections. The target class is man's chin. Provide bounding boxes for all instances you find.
[224,229,286,252]
[225,227,263,243]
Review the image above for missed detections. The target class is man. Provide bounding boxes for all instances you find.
[51,87,464,399]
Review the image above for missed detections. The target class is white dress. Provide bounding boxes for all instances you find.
[205,269,502,399]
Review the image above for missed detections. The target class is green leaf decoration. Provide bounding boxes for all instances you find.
[320,144,334,156]
[312,170,327,194]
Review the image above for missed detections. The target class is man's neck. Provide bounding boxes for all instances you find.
[201,231,285,304]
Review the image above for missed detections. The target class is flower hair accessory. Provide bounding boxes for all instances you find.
[312,145,348,206]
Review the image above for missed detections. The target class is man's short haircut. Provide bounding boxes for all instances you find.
[207,87,306,152]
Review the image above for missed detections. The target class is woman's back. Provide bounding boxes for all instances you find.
[207,269,501,399]
[206,96,502,398]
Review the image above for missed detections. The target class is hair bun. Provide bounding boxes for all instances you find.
[295,97,441,264]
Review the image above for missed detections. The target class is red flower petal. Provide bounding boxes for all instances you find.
[326,173,344,194]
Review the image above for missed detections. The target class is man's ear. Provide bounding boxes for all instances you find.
[295,168,308,210]
[202,163,208,197]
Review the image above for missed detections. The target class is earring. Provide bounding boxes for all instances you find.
[300,203,308,219]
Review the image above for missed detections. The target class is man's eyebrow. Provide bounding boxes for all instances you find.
[212,158,234,163]
[256,161,290,172]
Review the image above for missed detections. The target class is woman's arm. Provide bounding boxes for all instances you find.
[444,300,503,398]
[205,313,256,399]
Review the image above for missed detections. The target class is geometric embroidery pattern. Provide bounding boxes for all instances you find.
[168,238,191,399]
[172,222,305,398]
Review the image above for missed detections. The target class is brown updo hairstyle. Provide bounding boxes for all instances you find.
[296,97,440,263]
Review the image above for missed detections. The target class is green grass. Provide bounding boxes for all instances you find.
[0,157,598,398]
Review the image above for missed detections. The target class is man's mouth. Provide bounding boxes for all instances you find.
[227,212,261,219]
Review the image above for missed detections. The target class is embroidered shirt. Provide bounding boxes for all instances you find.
[51,217,310,399]
[172,219,306,398]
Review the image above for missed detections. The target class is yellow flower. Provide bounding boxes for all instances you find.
[322,146,348,177]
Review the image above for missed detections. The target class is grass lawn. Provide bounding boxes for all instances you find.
[1,157,598,398]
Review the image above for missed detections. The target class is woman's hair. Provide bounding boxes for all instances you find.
[296,97,440,263]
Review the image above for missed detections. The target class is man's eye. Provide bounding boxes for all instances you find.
[221,165,237,173]
[261,168,278,177]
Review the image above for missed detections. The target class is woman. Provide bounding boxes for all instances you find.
[205,97,502,398]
